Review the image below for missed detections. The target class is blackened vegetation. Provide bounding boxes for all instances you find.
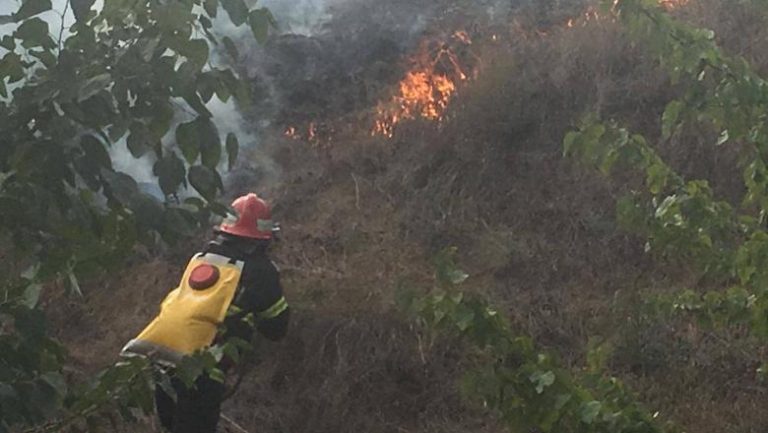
[234,0,517,133]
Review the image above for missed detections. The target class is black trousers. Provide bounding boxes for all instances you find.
[155,374,226,433]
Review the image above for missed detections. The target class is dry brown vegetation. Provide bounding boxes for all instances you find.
[44,1,768,431]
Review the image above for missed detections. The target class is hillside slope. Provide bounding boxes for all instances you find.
[46,1,768,432]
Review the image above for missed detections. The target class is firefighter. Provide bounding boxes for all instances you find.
[121,193,289,433]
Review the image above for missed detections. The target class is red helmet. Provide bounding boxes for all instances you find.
[218,193,273,240]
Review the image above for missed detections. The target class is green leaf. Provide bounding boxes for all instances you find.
[180,39,209,69]
[149,102,175,140]
[127,122,152,158]
[78,73,113,102]
[198,119,221,170]
[164,207,196,236]
[0,35,16,50]
[156,373,177,403]
[599,148,619,175]
[0,53,25,83]
[223,37,238,61]
[248,8,273,44]
[176,121,200,164]
[226,133,239,170]
[188,165,218,200]
[174,60,198,96]
[109,119,130,142]
[22,283,43,308]
[211,73,231,102]
[204,0,218,17]
[30,49,56,68]
[175,117,221,168]
[0,15,14,25]
[555,393,572,410]
[153,2,193,34]
[661,100,683,139]
[103,171,140,205]
[14,17,55,49]
[530,370,556,394]
[136,39,159,64]
[433,247,470,287]
[153,153,186,196]
[447,269,469,285]
[646,161,670,195]
[717,129,730,146]
[758,363,768,381]
[197,72,217,103]
[14,0,53,22]
[219,69,250,106]
[200,15,215,38]
[454,305,475,331]
[209,368,226,383]
[40,372,66,397]
[220,0,249,26]
[182,91,212,117]
[70,0,96,22]
[131,193,165,229]
[580,401,602,424]
[80,134,112,169]
[563,131,579,156]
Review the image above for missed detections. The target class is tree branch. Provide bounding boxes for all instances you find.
[57,0,70,54]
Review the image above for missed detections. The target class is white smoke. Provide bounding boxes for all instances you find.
[0,0,286,192]
[2,0,428,195]
[260,0,334,36]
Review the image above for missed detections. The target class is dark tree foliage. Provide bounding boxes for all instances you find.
[566,0,768,379]
[0,0,273,431]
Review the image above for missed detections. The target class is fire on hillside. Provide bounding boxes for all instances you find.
[371,30,475,138]
[283,0,692,144]
[369,0,691,139]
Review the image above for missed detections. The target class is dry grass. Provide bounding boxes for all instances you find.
[43,1,768,432]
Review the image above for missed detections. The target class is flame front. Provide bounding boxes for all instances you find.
[566,0,689,28]
[284,126,298,139]
[372,32,473,137]
[307,1,690,142]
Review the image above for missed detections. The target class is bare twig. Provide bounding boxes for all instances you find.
[57,0,70,54]
[351,173,361,210]
[221,413,251,433]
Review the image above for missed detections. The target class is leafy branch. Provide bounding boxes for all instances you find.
[0,0,276,430]
[611,0,768,215]
[400,249,678,433]
[565,119,743,274]
[563,0,768,349]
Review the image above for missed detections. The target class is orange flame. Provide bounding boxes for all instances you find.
[284,126,299,139]
[453,30,472,45]
[291,0,689,142]
[372,32,473,137]
[284,122,330,146]
[563,0,690,28]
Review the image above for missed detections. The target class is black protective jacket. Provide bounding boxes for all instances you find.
[154,234,289,433]
[203,234,290,343]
